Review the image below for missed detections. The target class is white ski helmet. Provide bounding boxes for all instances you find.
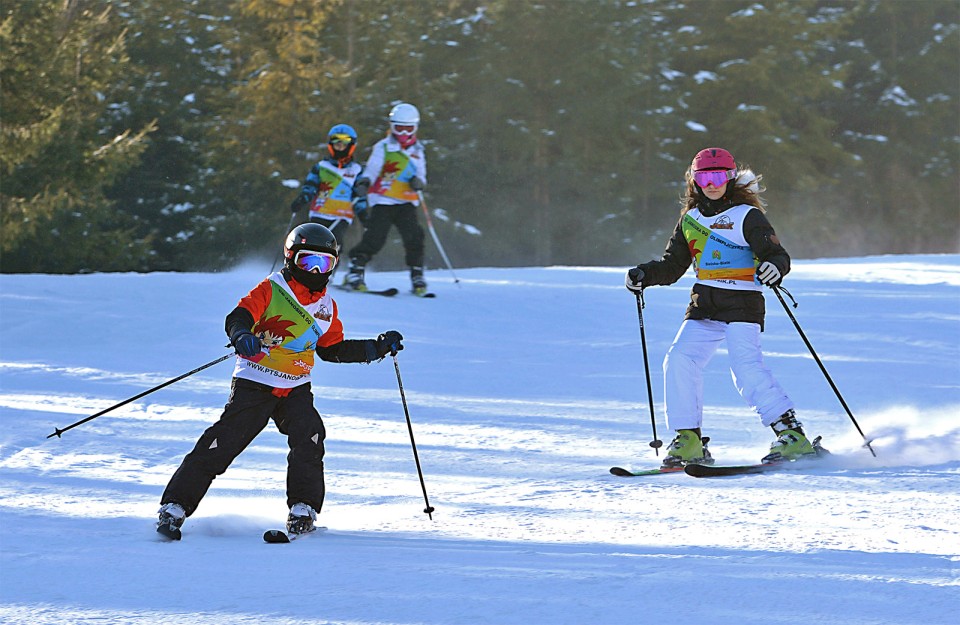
[388,103,420,126]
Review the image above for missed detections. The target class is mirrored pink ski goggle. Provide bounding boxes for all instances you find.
[294,250,338,274]
[391,123,417,135]
[693,169,735,188]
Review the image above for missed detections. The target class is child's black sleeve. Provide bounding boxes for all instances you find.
[316,339,377,364]
[638,220,693,287]
[744,210,790,277]
[224,306,255,339]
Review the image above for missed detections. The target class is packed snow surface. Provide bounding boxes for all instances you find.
[1,255,958,624]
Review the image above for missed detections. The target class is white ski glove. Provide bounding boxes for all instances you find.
[756,261,781,286]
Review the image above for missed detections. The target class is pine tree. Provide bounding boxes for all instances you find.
[829,0,959,254]
[1,0,155,273]
[103,0,239,270]
[4,0,955,272]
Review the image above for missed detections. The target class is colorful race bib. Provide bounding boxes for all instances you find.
[682,205,761,290]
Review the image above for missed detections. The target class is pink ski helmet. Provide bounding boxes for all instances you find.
[692,147,736,171]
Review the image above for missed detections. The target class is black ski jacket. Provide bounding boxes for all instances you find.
[637,202,790,330]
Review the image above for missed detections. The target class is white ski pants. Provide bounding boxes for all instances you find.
[662,319,794,431]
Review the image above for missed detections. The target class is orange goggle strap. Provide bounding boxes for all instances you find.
[327,143,356,165]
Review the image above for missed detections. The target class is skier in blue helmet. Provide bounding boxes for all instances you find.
[290,123,369,250]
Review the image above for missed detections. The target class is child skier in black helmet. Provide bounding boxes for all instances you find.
[157,223,403,540]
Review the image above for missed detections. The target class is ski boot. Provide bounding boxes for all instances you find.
[156,502,186,540]
[286,502,317,536]
[661,429,714,468]
[410,266,428,296]
[341,258,367,292]
[762,409,820,463]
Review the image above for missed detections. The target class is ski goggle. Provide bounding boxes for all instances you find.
[329,133,354,145]
[294,250,338,274]
[391,123,417,135]
[693,169,735,188]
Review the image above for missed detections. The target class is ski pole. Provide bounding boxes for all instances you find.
[47,352,234,439]
[417,191,460,286]
[772,285,877,457]
[270,210,301,273]
[392,353,436,520]
[634,290,663,455]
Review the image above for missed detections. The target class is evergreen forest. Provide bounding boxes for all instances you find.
[2,0,958,274]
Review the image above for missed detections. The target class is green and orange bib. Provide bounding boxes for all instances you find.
[682,204,761,291]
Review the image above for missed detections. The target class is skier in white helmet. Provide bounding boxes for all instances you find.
[343,102,430,296]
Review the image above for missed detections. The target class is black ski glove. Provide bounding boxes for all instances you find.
[231,330,261,357]
[625,266,645,293]
[375,330,404,358]
[409,177,424,191]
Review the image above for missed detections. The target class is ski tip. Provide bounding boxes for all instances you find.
[264,526,325,543]
[156,525,182,541]
[334,285,398,297]
[263,529,291,543]
[610,465,684,476]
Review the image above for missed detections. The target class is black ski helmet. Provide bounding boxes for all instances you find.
[283,222,340,260]
[282,223,339,291]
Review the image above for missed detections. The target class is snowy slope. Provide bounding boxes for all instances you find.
[1,256,958,625]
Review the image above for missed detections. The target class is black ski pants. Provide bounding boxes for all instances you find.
[160,378,326,516]
[348,202,425,268]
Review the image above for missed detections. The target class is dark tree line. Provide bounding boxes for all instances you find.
[2,0,957,274]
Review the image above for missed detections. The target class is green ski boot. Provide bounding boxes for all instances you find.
[762,409,817,463]
[662,429,714,468]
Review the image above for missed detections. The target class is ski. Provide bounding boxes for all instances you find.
[610,466,685,477]
[683,462,786,477]
[263,528,313,543]
[263,529,293,543]
[367,288,400,297]
[684,457,832,477]
[334,285,436,298]
[263,526,323,543]
[156,523,182,541]
[334,285,399,297]
[684,436,831,477]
